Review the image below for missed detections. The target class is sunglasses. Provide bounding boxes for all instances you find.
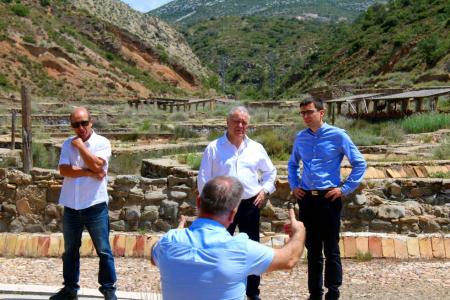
[71,120,90,128]
[299,109,318,117]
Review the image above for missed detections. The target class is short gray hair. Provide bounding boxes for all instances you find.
[227,106,250,120]
[199,176,243,216]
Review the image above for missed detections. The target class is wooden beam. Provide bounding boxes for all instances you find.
[11,110,16,150]
[21,85,32,174]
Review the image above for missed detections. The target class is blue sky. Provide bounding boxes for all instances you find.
[121,0,173,12]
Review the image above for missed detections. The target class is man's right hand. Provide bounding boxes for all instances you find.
[284,208,305,238]
[292,188,305,200]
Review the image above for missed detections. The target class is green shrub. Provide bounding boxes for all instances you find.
[32,143,58,169]
[169,112,188,122]
[429,171,450,178]
[11,4,30,17]
[39,0,50,6]
[23,35,36,44]
[402,113,450,134]
[207,129,224,141]
[177,153,202,170]
[433,139,450,159]
[173,126,199,140]
[355,251,373,262]
[0,74,10,87]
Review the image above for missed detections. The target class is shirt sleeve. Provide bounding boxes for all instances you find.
[197,144,213,193]
[287,135,301,190]
[96,138,111,163]
[151,241,161,268]
[340,131,367,196]
[58,139,71,166]
[258,145,277,194]
[246,239,274,275]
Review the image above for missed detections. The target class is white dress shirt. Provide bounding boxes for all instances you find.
[58,131,111,210]
[198,133,277,199]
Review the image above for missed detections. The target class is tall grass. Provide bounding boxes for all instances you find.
[402,113,450,134]
[433,138,450,160]
[178,153,202,170]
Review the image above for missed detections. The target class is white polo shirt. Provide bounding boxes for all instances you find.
[197,133,276,199]
[58,131,111,210]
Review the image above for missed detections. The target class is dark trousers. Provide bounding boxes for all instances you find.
[227,196,260,297]
[62,202,116,292]
[298,191,342,300]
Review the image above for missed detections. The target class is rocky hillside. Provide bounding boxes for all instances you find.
[150,0,384,24]
[282,0,450,95]
[0,0,209,99]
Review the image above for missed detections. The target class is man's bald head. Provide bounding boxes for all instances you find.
[70,107,91,122]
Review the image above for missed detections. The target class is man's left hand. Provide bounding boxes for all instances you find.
[253,189,267,208]
[325,188,342,202]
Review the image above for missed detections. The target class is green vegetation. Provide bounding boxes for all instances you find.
[429,171,450,178]
[178,153,202,170]
[283,0,450,93]
[432,138,450,159]
[0,74,10,88]
[173,126,199,140]
[39,0,51,7]
[23,35,36,44]
[11,4,30,17]
[355,250,373,262]
[402,113,450,134]
[32,143,58,169]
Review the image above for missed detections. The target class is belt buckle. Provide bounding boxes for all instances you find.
[311,190,319,196]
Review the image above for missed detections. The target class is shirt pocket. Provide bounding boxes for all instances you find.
[317,142,339,160]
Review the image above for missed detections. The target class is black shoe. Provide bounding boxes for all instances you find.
[101,289,117,300]
[307,296,323,300]
[247,296,261,300]
[49,287,77,300]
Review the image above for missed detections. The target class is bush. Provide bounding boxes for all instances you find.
[173,126,199,140]
[39,0,50,6]
[169,112,188,122]
[10,4,30,17]
[0,74,10,87]
[355,251,373,262]
[23,35,36,44]
[433,138,450,159]
[429,171,450,178]
[402,113,450,134]
[178,153,202,170]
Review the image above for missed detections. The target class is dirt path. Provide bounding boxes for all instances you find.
[0,257,449,299]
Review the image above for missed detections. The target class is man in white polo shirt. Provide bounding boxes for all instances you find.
[198,106,277,300]
[50,107,117,300]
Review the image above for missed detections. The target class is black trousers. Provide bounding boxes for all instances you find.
[298,191,342,300]
[227,195,260,297]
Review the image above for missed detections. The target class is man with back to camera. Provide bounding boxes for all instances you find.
[288,98,367,300]
[152,176,306,300]
[50,107,117,300]
[197,106,277,300]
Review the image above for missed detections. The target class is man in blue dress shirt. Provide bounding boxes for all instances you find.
[288,98,366,300]
[152,176,306,300]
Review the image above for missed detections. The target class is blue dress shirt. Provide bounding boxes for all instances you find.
[152,218,274,300]
[287,123,366,196]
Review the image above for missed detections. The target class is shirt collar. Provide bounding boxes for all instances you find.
[219,132,249,147]
[190,218,227,231]
[307,122,329,136]
[84,130,97,145]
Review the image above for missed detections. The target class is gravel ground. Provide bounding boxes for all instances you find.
[0,257,449,300]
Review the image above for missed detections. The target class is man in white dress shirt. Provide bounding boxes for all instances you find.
[198,106,277,300]
[50,107,117,300]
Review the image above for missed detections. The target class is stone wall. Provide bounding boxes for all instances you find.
[0,166,449,235]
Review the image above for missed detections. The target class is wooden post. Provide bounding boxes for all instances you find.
[21,85,32,174]
[11,110,16,150]
[415,98,423,112]
[337,102,342,115]
[331,103,335,125]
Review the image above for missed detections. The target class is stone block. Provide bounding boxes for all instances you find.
[355,237,369,254]
[125,235,136,257]
[0,233,6,256]
[16,198,32,215]
[134,235,145,257]
[394,239,408,259]
[418,237,433,259]
[80,234,94,257]
[113,234,126,257]
[339,238,344,257]
[4,234,18,257]
[46,184,62,203]
[431,237,445,258]
[37,236,50,257]
[368,236,383,258]
[48,234,62,257]
[24,234,39,257]
[406,237,420,258]
[381,238,395,258]
[144,236,159,259]
[343,236,356,258]
[444,238,450,259]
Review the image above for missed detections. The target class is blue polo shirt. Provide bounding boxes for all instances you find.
[152,218,274,300]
